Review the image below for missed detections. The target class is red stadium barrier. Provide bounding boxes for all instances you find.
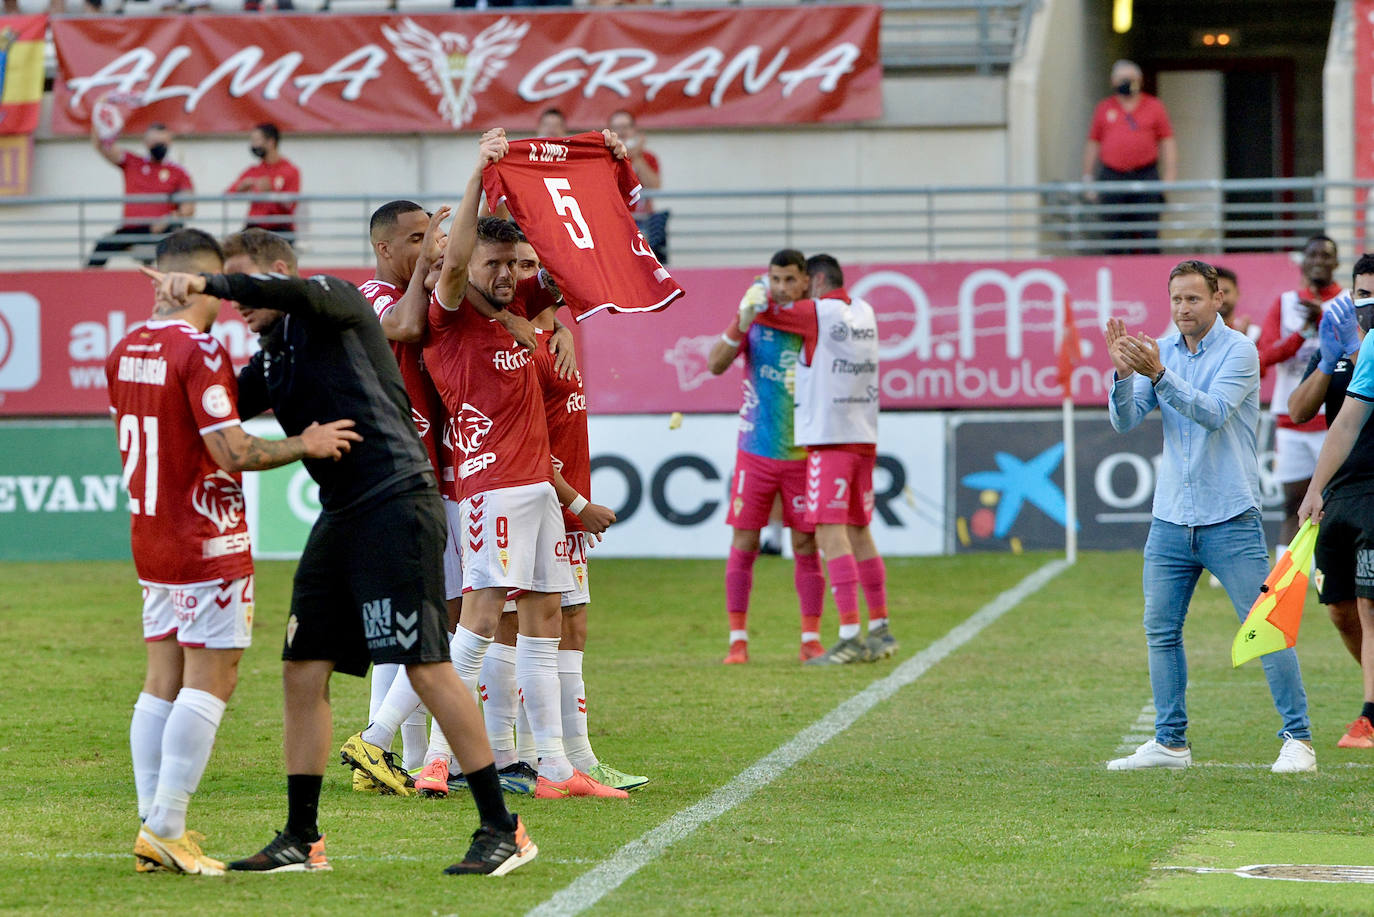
[51,6,882,136]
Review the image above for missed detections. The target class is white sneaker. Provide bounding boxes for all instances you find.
[1107,739,1192,770]
[1272,734,1317,773]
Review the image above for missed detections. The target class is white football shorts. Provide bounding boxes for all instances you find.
[442,496,464,601]
[562,530,591,608]
[141,575,254,650]
[1273,427,1326,484]
[462,481,574,595]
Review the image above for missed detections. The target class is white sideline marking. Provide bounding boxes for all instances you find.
[523,558,1072,917]
[1114,702,1157,753]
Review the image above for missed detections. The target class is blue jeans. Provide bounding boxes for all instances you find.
[1142,509,1310,747]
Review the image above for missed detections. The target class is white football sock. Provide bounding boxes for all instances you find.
[361,666,421,750]
[558,650,598,772]
[425,719,454,768]
[481,642,519,769]
[130,693,173,821]
[144,688,225,840]
[516,634,571,781]
[369,663,400,721]
[802,630,820,644]
[515,701,536,767]
[451,625,492,704]
[401,708,428,773]
[839,623,861,640]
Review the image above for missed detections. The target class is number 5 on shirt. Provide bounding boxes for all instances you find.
[543,178,595,250]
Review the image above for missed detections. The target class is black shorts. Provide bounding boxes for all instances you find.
[1313,489,1374,605]
[284,488,451,677]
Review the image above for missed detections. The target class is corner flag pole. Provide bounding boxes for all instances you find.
[1058,291,1079,565]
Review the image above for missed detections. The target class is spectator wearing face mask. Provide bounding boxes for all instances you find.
[87,121,195,268]
[1081,59,1177,254]
[227,122,300,241]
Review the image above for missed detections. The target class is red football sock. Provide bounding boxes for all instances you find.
[827,554,860,628]
[858,556,888,625]
[726,547,758,635]
[794,551,825,635]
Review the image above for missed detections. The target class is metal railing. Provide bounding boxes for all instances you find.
[2,176,1364,270]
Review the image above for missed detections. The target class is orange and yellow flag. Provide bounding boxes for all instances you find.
[1232,519,1317,667]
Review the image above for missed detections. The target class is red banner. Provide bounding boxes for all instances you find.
[50,7,882,136]
[0,255,1299,417]
[577,254,1301,413]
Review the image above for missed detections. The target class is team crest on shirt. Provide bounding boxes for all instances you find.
[454,403,493,454]
[191,470,244,533]
[498,548,510,573]
[382,16,530,129]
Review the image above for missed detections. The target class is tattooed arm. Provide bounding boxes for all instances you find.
[202,420,362,472]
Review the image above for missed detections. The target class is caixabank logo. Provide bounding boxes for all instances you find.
[0,293,40,395]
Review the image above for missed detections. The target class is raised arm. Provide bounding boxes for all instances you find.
[437,130,508,312]
[1106,319,1156,432]
[381,205,450,344]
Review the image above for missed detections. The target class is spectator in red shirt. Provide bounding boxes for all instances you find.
[608,109,668,263]
[87,122,195,268]
[227,123,301,241]
[1081,60,1178,254]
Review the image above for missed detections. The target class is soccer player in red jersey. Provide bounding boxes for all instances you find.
[708,250,826,664]
[479,235,649,792]
[226,123,301,238]
[111,229,358,874]
[744,254,895,666]
[421,130,625,800]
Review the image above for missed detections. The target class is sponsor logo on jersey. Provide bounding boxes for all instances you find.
[460,452,498,478]
[201,383,233,418]
[454,403,494,454]
[565,391,586,413]
[382,16,530,129]
[191,470,245,533]
[412,408,431,438]
[493,347,532,372]
[117,355,168,385]
[831,358,877,375]
[829,322,849,342]
[204,531,252,558]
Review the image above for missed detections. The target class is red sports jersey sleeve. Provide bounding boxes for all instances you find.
[105,320,252,586]
[752,298,821,363]
[483,133,684,322]
[532,329,590,531]
[423,291,554,500]
[360,278,446,494]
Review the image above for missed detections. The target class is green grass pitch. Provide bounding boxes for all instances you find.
[2,552,1372,915]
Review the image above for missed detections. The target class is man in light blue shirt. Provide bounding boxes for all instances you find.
[1105,259,1314,773]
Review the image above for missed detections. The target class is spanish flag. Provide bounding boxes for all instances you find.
[1232,519,1317,667]
[0,15,47,137]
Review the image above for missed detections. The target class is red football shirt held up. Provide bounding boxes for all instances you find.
[483,133,684,322]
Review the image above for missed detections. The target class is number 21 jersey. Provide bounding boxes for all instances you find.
[105,319,252,586]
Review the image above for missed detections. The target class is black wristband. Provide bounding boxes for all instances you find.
[1151,369,1166,387]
